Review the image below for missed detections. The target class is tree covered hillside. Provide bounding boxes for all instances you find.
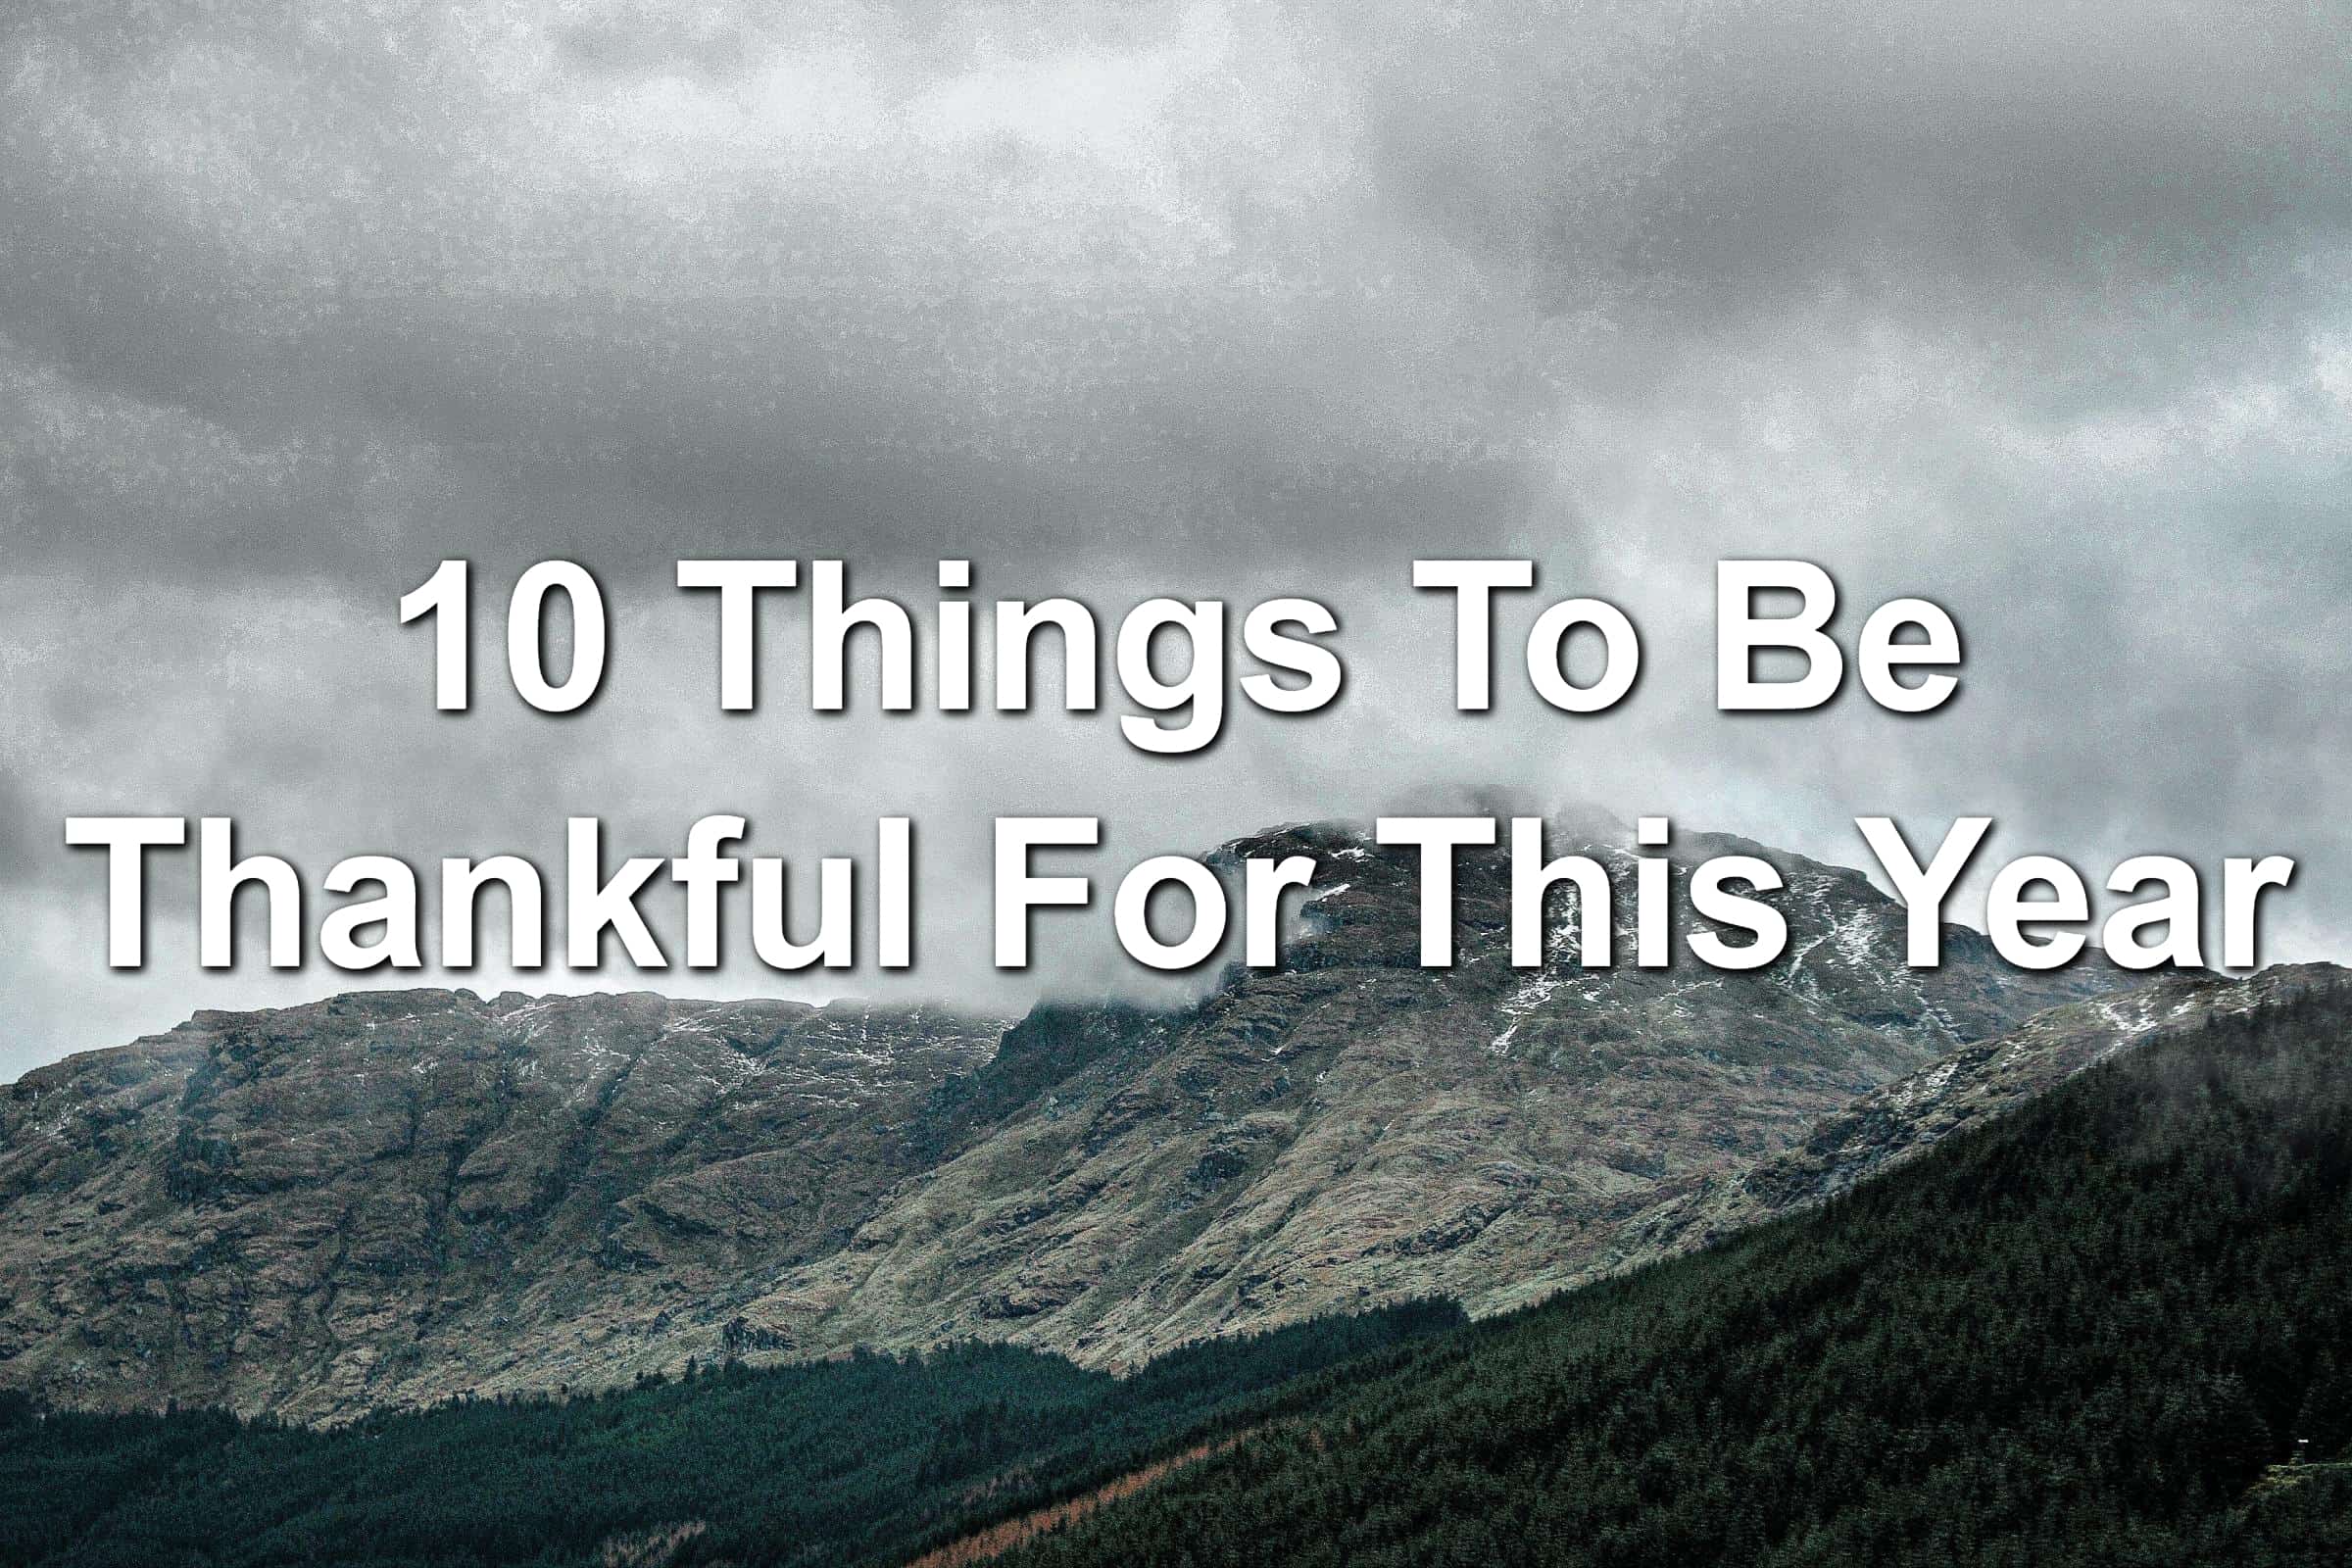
[1006,984,2352,1568]
[0,1301,1459,1567]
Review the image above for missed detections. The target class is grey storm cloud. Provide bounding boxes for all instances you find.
[2,0,2348,1075]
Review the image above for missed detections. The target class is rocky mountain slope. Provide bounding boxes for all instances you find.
[0,817,2115,1419]
[0,995,1005,1418]
[1594,961,2349,1298]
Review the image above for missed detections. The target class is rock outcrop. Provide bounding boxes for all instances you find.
[0,992,1003,1418]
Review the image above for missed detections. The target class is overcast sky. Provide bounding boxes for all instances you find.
[4,1,2349,1078]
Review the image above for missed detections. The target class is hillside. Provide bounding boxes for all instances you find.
[0,817,2110,1419]
[1002,964,2352,1568]
[1,965,2339,1567]
[0,993,1007,1419]
[0,1302,1462,1568]
[1600,964,2322,1284]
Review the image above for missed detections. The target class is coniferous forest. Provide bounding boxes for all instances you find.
[7,995,2352,1567]
[1006,992,2352,1567]
[0,1303,1461,1566]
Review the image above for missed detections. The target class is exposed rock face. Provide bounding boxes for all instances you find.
[1611,962,2352,1277]
[1,818,2115,1419]
[0,993,1004,1419]
[726,821,2114,1363]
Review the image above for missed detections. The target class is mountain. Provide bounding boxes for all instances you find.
[729,821,2112,1365]
[0,994,1005,1419]
[1000,962,2352,1568]
[1610,962,2335,1278]
[0,817,2112,1420]
[3,963,2342,1568]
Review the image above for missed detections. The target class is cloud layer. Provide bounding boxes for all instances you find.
[4,0,2348,1074]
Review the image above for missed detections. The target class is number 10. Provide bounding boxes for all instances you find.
[399,560,607,713]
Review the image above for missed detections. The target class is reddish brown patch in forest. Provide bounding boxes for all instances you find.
[905,1432,1253,1568]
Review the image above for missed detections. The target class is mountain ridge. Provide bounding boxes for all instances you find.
[1,817,2117,1419]
[1553,961,2346,1308]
